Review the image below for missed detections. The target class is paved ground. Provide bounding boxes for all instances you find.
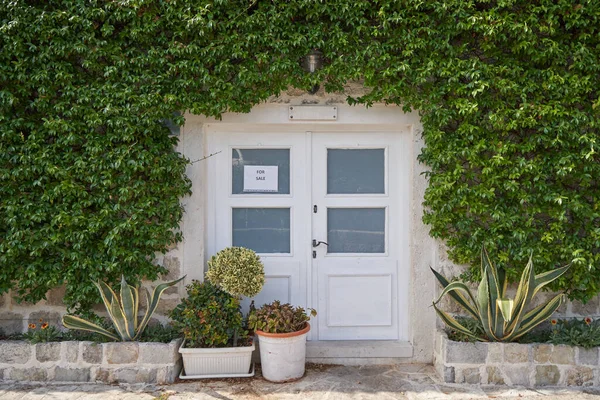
[2,364,600,400]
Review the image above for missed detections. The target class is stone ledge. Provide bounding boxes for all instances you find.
[0,338,182,384]
[434,330,599,387]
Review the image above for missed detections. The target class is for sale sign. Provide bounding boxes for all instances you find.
[243,166,279,192]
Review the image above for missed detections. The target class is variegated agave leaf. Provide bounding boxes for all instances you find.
[481,249,503,339]
[431,267,479,319]
[62,315,120,341]
[135,276,185,340]
[63,275,185,342]
[432,302,485,342]
[432,245,570,343]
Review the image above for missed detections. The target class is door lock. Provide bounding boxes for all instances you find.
[312,240,329,248]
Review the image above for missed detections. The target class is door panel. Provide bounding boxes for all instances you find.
[213,132,308,310]
[312,132,406,340]
[315,262,399,340]
[241,261,301,311]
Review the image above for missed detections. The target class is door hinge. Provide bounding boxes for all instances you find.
[313,205,317,213]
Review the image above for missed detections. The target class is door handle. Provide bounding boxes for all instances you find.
[312,240,329,248]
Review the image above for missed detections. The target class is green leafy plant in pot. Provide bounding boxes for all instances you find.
[432,246,570,342]
[170,280,249,348]
[170,247,265,377]
[248,300,317,382]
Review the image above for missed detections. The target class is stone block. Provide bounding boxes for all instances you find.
[446,340,487,364]
[437,332,447,357]
[503,365,531,386]
[9,367,47,381]
[162,286,180,296]
[82,342,102,364]
[578,348,598,366]
[571,297,599,316]
[155,367,168,385]
[64,341,79,363]
[534,344,553,363]
[566,366,594,386]
[552,345,575,364]
[487,343,503,363]
[106,342,138,364]
[0,312,24,334]
[504,343,529,363]
[138,342,178,364]
[110,367,157,384]
[162,256,181,280]
[535,365,560,386]
[438,296,464,315]
[0,293,5,308]
[54,367,91,382]
[46,286,66,306]
[0,341,32,364]
[156,363,181,384]
[153,298,180,316]
[486,366,505,385]
[441,366,455,383]
[555,299,567,315]
[92,367,110,383]
[460,367,480,384]
[36,342,61,362]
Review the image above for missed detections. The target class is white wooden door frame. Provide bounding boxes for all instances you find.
[311,131,409,341]
[205,122,412,353]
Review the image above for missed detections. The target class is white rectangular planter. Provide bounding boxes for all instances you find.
[179,340,255,377]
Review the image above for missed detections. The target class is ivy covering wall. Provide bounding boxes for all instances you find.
[1,0,599,313]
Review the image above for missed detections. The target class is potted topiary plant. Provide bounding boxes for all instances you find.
[170,247,265,378]
[248,300,316,382]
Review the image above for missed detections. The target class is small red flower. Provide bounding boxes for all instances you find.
[550,319,558,326]
[585,317,592,325]
[41,323,49,330]
[28,323,36,329]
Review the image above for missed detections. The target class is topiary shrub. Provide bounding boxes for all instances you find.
[170,280,249,348]
[205,247,265,298]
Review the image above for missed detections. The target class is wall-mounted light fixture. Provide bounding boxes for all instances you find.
[301,49,323,94]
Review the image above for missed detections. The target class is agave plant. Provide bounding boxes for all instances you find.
[63,275,184,341]
[432,247,569,342]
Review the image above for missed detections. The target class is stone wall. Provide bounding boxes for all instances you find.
[434,330,599,386]
[0,249,184,335]
[0,339,182,384]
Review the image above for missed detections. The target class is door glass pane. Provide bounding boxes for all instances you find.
[327,208,385,253]
[232,208,290,253]
[232,149,290,194]
[327,149,385,194]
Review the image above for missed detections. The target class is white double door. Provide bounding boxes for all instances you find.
[210,129,409,341]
